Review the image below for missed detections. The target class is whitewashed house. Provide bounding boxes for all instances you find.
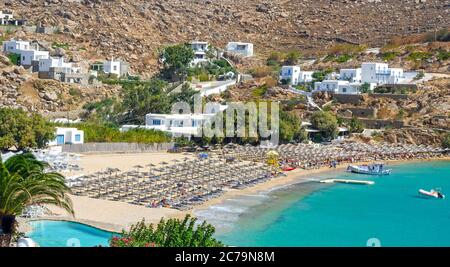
[340,68,362,83]
[103,58,129,77]
[48,127,84,146]
[280,66,301,85]
[2,40,30,53]
[0,11,26,26]
[2,39,49,69]
[18,49,49,66]
[313,80,350,93]
[299,71,314,83]
[121,104,227,137]
[361,62,405,85]
[38,57,72,72]
[336,83,362,94]
[226,42,254,57]
[190,41,209,65]
[38,57,88,85]
[0,11,14,25]
[0,11,13,25]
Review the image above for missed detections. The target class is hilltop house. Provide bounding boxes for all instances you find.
[48,127,84,146]
[190,41,209,65]
[2,39,49,70]
[38,57,88,85]
[299,71,314,83]
[340,68,362,83]
[103,58,129,77]
[0,11,13,25]
[313,80,352,93]
[280,66,314,85]
[2,40,31,53]
[226,42,254,57]
[0,10,26,26]
[280,66,301,85]
[361,62,405,85]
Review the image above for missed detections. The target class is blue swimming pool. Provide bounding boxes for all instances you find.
[28,220,118,247]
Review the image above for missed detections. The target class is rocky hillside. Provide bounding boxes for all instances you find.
[0,54,121,115]
[1,0,448,75]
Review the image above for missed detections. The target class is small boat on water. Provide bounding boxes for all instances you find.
[418,189,445,199]
[347,163,391,175]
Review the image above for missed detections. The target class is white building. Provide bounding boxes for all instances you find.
[2,40,30,54]
[340,68,362,83]
[280,66,301,85]
[336,82,362,94]
[0,11,13,25]
[123,104,227,137]
[226,42,254,57]
[313,80,350,93]
[38,57,73,72]
[190,41,209,65]
[361,62,405,85]
[103,58,129,77]
[2,39,49,67]
[48,127,84,146]
[19,50,49,66]
[299,71,314,83]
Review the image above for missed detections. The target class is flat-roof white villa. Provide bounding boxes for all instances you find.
[0,10,26,26]
[226,42,254,57]
[314,80,353,93]
[311,62,406,94]
[361,62,405,85]
[38,57,88,85]
[48,127,84,146]
[2,39,49,69]
[340,68,362,83]
[190,41,209,65]
[280,66,314,85]
[121,104,228,137]
[103,58,129,77]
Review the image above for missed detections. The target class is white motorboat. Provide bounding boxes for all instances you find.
[418,189,445,199]
[347,163,391,175]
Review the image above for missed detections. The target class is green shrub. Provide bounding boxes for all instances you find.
[110,215,224,247]
[348,117,364,133]
[407,51,432,61]
[380,51,399,61]
[52,42,70,50]
[7,53,20,65]
[0,108,55,150]
[437,50,450,61]
[310,111,339,141]
[252,85,268,97]
[335,54,352,63]
[413,71,425,80]
[443,133,450,149]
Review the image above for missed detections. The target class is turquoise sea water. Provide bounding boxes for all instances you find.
[215,161,450,247]
[28,220,116,247]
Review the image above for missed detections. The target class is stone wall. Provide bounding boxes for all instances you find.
[359,118,405,129]
[332,94,366,104]
[344,107,378,118]
[369,93,409,100]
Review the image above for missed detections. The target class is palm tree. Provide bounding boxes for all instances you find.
[0,153,74,237]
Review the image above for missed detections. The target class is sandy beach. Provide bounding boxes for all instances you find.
[25,153,449,233]
[69,152,194,176]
